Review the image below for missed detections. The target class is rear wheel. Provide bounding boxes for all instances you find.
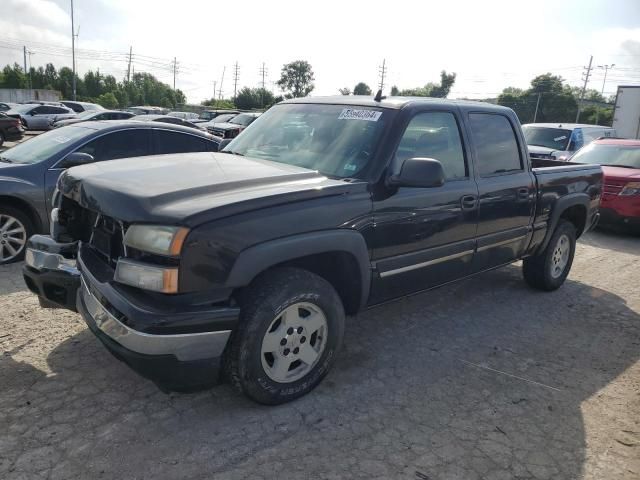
[523,219,576,291]
[226,267,345,405]
[0,131,5,147]
[0,207,33,265]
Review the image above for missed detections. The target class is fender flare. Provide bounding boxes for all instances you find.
[538,193,590,252]
[226,230,371,310]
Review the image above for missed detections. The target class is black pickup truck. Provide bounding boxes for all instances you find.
[22,96,602,404]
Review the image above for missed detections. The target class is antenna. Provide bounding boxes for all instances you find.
[374,89,385,102]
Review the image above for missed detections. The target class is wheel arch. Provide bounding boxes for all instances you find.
[226,230,371,315]
[0,195,43,232]
[537,193,589,253]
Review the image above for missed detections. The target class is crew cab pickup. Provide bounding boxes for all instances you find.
[22,96,602,404]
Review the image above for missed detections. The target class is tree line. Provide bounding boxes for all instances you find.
[0,62,186,109]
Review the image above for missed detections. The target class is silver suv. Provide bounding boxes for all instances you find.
[5,104,75,130]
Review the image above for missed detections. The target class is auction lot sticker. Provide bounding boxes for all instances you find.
[338,109,383,121]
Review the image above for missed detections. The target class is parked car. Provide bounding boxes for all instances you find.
[0,112,25,147]
[126,106,166,115]
[0,121,220,264]
[523,123,616,161]
[208,112,261,139]
[60,101,104,114]
[570,138,640,233]
[0,102,18,112]
[167,111,199,120]
[200,113,238,132]
[132,114,204,130]
[5,103,75,130]
[51,110,134,128]
[22,96,602,404]
[191,109,239,124]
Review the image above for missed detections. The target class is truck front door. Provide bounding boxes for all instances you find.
[370,108,479,303]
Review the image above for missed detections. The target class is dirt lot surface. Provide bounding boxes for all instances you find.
[0,230,638,480]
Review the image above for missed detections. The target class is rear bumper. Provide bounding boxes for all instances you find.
[3,126,24,141]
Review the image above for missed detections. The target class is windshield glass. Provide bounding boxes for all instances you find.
[0,125,91,164]
[10,104,34,113]
[223,103,389,178]
[77,110,98,119]
[200,112,215,120]
[211,114,235,123]
[571,143,640,169]
[523,126,572,150]
[230,114,255,126]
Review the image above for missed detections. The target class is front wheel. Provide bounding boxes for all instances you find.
[523,219,576,291]
[0,207,33,265]
[226,267,345,405]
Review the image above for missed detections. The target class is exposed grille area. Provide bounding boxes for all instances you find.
[88,214,127,267]
[603,181,625,197]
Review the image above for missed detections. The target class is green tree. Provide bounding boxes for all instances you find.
[96,92,118,108]
[353,82,372,96]
[0,63,27,88]
[396,71,457,98]
[277,60,314,98]
[339,87,351,95]
[390,85,400,96]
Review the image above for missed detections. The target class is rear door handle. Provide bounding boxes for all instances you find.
[461,195,477,210]
[517,188,530,199]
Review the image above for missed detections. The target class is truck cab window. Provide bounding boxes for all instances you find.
[76,129,151,161]
[469,113,522,176]
[395,111,467,180]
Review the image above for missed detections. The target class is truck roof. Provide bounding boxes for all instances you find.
[282,95,511,112]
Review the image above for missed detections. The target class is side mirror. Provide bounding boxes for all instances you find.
[388,157,445,188]
[59,152,94,169]
[29,111,35,116]
[218,138,233,150]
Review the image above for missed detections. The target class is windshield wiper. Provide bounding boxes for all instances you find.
[223,150,244,156]
[0,156,13,163]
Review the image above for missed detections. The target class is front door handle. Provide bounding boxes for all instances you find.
[461,195,477,210]
[517,188,530,200]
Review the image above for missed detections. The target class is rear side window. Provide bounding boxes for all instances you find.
[469,113,522,176]
[76,129,152,161]
[154,130,217,154]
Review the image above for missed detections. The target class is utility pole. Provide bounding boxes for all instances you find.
[172,57,177,90]
[533,92,542,122]
[595,64,615,125]
[378,59,387,92]
[23,46,29,90]
[70,0,76,100]
[213,81,217,104]
[218,66,226,101]
[232,61,239,102]
[27,51,34,92]
[126,46,132,82]
[575,55,593,123]
[259,62,267,107]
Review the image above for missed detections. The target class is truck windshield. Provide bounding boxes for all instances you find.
[223,104,389,178]
[523,126,572,150]
[571,143,640,169]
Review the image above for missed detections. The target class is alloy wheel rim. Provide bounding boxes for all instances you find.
[0,214,27,262]
[550,234,570,279]
[260,302,328,383]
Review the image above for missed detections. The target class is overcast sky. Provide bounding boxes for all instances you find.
[1,0,639,104]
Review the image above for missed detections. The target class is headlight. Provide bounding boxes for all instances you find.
[124,225,189,256]
[619,182,640,196]
[114,259,178,293]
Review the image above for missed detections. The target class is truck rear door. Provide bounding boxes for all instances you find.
[466,112,536,272]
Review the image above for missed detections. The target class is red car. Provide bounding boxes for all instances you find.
[571,138,640,233]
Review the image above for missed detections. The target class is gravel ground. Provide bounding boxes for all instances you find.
[0,229,638,480]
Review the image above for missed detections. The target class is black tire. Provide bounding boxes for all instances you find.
[0,206,34,265]
[0,131,4,148]
[226,267,345,405]
[523,219,576,291]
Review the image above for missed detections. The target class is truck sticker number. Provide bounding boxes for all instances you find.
[53,136,71,144]
[338,109,382,122]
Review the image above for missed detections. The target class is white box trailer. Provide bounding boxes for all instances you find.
[613,85,640,139]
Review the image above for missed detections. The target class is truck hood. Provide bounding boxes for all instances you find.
[59,152,365,226]
[528,145,558,155]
